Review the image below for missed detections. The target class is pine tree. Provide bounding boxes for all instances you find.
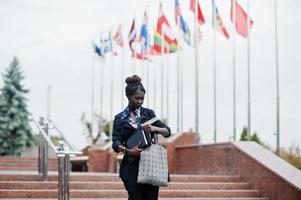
[0,57,34,156]
[240,127,248,141]
[240,127,262,145]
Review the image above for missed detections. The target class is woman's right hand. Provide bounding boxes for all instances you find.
[126,143,142,156]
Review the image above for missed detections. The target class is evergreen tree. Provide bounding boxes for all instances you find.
[240,127,262,145]
[251,132,261,144]
[240,127,248,141]
[0,57,34,156]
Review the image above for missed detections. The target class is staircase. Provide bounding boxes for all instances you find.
[0,171,269,199]
[0,156,58,171]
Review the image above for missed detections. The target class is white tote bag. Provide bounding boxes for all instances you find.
[137,135,168,187]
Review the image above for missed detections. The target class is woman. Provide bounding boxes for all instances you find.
[112,75,171,200]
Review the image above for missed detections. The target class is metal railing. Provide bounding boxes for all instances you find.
[31,117,82,200]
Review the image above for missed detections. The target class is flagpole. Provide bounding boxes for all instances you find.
[247,0,251,140]
[146,59,150,108]
[153,58,157,111]
[121,24,125,110]
[161,27,164,119]
[177,27,181,133]
[232,0,237,141]
[47,85,51,119]
[180,48,184,132]
[110,54,114,142]
[121,45,125,109]
[166,45,170,124]
[134,40,137,74]
[146,9,150,109]
[91,50,95,134]
[194,0,200,143]
[100,56,104,140]
[274,0,280,155]
[212,0,217,143]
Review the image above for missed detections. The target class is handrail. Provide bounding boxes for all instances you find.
[31,119,58,154]
[48,118,79,153]
[31,117,82,200]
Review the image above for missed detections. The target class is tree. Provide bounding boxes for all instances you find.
[0,57,34,156]
[240,127,248,141]
[240,126,262,145]
[80,112,110,145]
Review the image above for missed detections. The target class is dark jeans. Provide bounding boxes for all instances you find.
[128,187,159,200]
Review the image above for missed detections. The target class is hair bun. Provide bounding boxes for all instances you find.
[125,75,142,85]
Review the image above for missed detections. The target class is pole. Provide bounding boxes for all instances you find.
[232,0,237,141]
[274,0,280,155]
[121,35,125,110]
[91,51,95,134]
[153,58,157,111]
[212,1,217,143]
[177,29,180,133]
[146,60,150,107]
[194,0,200,143]
[247,0,251,140]
[110,54,114,141]
[161,27,164,119]
[100,57,104,141]
[180,48,184,132]
[47,85,51,119]
[166,45,169,124]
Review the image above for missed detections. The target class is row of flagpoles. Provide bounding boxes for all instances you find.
[90,0,280,152]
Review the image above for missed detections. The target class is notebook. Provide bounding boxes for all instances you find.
[126,117,158,149]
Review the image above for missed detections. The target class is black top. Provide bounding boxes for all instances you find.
[112,107,171,192]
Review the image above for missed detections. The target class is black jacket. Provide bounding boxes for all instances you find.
[112,107,171,192]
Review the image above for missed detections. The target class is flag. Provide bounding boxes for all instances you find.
[102,32,113,54]
[213,6,230,39]
[153,3,178,53]
[190,0,205,25]
[139,10,150,56]
[93,42,103,57]
[128,18,137,53]
[131,52,149,60]
[175,0,191,45]
[231,0,253,38]
[113,24,123,47]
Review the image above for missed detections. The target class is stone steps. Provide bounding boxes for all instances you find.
[0,174,242,182]
[0,181,250,190]
[0,189,261,198]
[0,157,58,171]
[0,172,269,199]
[0,198,270,200]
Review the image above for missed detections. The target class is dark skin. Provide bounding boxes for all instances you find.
[117,89,169,156]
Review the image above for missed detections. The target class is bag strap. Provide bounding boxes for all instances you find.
[153,133,159,144]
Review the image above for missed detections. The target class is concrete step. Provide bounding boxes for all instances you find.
[0,181,250,190]
[0,157,58,163]
[0,198,270,200]
[0,189,261,198]
[0,157,58,170]
[0,174,241,182]
[0,166,57,171]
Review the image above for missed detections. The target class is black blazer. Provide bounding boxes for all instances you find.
[112,107,171,192]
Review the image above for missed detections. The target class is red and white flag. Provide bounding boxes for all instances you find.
[214,6,230,39]
[153,3,178,53]
[128,19,137,53]
[231,0,253,38]
[113,24,124,47]
[190,0,205,25]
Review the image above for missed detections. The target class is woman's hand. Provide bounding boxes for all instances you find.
[126,143,142,156]
[143,124,169,137]
[142,124,156,133]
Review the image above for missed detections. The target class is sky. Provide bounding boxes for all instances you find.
[0,0,300,150]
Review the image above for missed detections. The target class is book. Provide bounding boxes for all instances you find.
[126,117,158,149]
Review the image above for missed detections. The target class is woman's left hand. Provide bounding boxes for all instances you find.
[142,124,156,133]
